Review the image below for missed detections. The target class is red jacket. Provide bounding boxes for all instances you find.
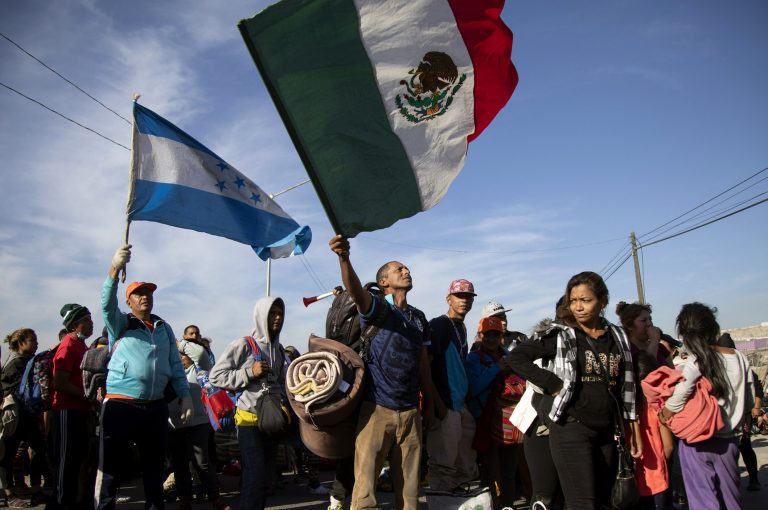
[640,365,723,443]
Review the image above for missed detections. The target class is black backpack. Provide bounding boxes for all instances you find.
[325,282,385,358]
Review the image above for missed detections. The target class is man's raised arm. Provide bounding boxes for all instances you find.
[329,235,372,314]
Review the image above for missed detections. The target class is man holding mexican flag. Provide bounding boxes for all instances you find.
[239,0,517,507]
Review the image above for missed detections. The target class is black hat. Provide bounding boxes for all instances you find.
[60,303,91,330]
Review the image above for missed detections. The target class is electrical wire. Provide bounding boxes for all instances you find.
[598,240,631,275]
[603,252,632,281]
[642,191,768,248]
[0,80,130,151]
[600,247,632,279]
[298,255,326,294]
[639,197,768,249]
[640,177,768,245]
[639,167,767,241]
[0,31,132,124]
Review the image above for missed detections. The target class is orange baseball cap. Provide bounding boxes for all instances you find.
[478,316,504,333]
[125,281,157,299]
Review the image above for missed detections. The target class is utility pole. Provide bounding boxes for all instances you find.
[630,231,645,304]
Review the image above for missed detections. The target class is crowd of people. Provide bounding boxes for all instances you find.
[0,237,764,510]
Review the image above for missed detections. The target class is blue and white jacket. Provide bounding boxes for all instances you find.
[101,277,189,401]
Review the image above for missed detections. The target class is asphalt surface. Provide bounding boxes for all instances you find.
[18,434,768,510]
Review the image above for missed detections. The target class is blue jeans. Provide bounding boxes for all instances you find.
[236,426,276,510]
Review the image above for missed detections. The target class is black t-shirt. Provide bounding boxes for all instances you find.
[567,328,623,428]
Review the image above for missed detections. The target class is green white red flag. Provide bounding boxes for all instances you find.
[239,0,518,237]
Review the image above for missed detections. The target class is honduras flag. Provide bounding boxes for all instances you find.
[128,103,311,260]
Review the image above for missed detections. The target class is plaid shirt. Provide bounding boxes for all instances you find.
[534,321,636,423]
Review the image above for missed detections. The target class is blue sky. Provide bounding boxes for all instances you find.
[1,0,766,357]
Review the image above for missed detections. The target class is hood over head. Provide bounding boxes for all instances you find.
[252,295,285,344]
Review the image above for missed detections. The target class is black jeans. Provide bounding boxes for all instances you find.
[2,410,50,492]
[523,418,560,508]
[738,431,758,482]
[548,418,616,510]
[168,423,220,502]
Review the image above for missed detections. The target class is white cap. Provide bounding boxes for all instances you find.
[481,301,512,318]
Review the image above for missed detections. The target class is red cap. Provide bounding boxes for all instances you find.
[125,281,157,299]
[478,316,504,333]
[447,279,476,296]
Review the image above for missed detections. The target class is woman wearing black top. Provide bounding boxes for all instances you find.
[507,271,642,510]
[1,328,48,508]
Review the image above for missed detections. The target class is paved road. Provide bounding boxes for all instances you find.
[22,434,768,510]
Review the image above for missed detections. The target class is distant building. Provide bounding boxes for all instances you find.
[723,322,768,388]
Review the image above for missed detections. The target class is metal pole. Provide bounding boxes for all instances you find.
[630,231,645,304]
[264,179,311,297]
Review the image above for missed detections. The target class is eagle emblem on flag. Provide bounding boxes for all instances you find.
[395,51,466,123]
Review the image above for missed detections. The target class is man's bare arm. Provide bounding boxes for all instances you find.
[329,235,372,313]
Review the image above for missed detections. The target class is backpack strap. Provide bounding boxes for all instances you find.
[244,336,262,361]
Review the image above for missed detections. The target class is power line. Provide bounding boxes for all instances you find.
[600,246,632,279]
[603,252,632,281]
[298,255,326,294]
[0,31,131,124]
[642,191,767,248]
[598,240,631,275]
[641,177,768,245]
[639,197,768,249]
[639,167,768,241]
[0,80,130,151]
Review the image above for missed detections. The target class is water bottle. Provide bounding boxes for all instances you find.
[195,368,216,396]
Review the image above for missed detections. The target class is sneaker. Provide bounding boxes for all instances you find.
[308,484,330,495]
[328,495,344,510]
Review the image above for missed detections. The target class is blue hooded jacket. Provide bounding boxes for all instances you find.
[101,277,189,401]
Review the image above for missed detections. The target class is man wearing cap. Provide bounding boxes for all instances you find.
[51,303,94,510]
[481,302,528,351]
[328,235,433,510]
[426,279,477,491]
[97,244,192,510]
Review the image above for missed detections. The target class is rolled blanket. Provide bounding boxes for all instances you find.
[286,351,343,413]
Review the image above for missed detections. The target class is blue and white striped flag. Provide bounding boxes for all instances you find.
[128,103,311,260]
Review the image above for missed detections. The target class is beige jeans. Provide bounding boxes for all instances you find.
[351,401,422,510]
[426,406,477,491]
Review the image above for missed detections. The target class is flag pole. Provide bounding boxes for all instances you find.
[121,93,141,283]
[265,179,311,296]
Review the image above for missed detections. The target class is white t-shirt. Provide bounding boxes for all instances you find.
[668,350,754,437]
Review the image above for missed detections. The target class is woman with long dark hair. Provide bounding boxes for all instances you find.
[659,303,753,509]
[1,328,48,508]
[507,271,641,510]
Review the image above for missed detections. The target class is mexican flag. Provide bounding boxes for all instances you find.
[239,0,517,237]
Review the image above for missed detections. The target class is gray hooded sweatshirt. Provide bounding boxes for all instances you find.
[209,296,288,414]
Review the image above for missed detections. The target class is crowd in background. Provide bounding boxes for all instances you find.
[0,239,764,510]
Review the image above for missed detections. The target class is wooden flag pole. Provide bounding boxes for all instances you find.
[120,93,140,283]
[120,221,131,283]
